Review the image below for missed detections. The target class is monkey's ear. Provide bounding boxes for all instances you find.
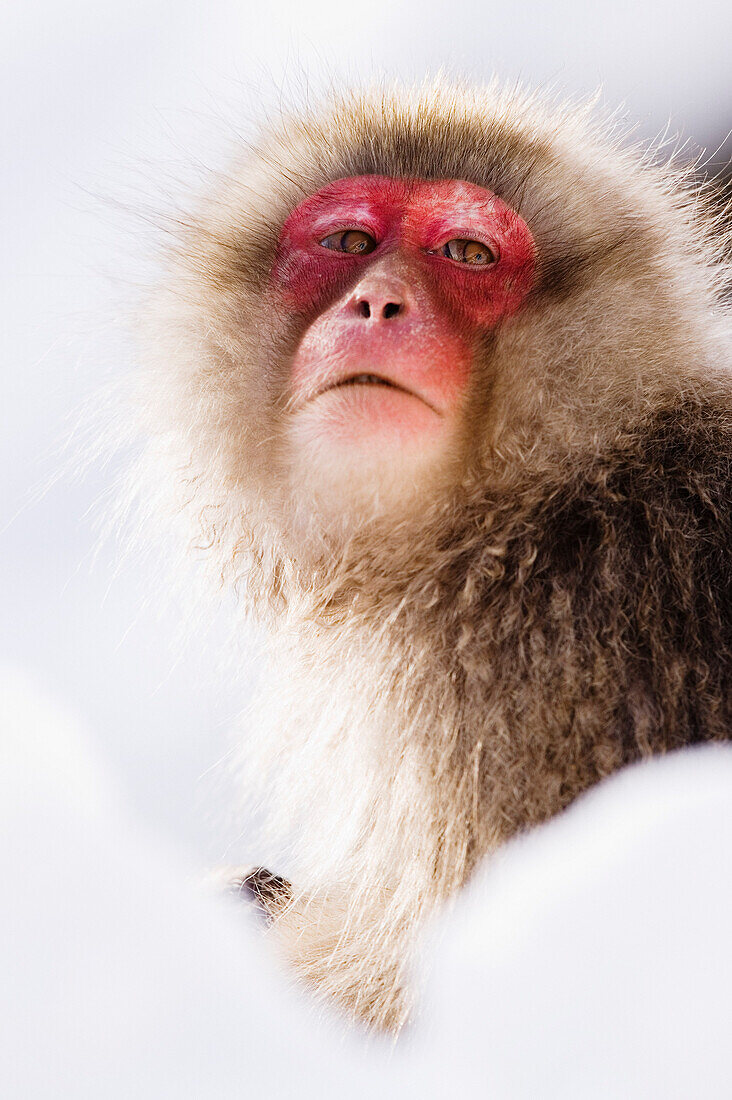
[216,865,293,925]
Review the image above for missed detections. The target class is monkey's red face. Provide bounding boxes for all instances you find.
[271,176,536,511]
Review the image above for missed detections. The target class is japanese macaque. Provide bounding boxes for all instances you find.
[133,81,732,1033]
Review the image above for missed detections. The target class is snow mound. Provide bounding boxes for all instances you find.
[0,671,379,1098]
[2,669,731,1098]
[415,746,732,1099]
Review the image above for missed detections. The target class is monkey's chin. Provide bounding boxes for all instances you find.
[285,385,459,527]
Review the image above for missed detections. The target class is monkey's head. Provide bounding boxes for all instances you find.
[141,83,723,591]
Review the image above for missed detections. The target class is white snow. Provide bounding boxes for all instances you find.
[0,671,381,1099]
[3,670,731,1098]
[414,746,732,1098]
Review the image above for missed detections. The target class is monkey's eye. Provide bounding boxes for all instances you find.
[319,229,377,255]
[435,239,497,265]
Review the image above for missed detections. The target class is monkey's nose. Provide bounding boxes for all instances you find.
[347,274,410,322]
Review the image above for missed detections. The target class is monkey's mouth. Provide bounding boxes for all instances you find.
[314,373,441,415]
[324,372,400,391]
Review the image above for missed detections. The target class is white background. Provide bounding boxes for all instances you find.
[2,0,731,863]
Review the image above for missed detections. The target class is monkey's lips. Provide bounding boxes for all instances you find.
[300,369,446,445]
[315,372,440,414]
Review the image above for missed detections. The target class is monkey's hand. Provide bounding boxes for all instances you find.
[208,866,409,1030]
[207,865,293,925]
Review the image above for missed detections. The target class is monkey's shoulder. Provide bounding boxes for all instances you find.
[448,398,732,599]
[628,398,732,494]
[528,397,732,625]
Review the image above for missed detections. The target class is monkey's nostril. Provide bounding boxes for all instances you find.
[353,298,403,320]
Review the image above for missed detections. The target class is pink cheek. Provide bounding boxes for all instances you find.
[425,255,535,329]
[462,277,534,327]
[272,252,349,313]
[418,333,472,407]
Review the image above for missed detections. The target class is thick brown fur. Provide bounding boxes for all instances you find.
[130,81,732,1032]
